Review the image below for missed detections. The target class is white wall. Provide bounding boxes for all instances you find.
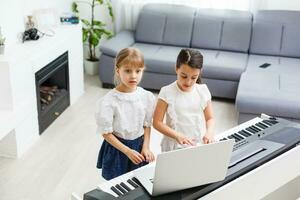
[0,0,113,56]
[0,0,74,45]
[265,0,300,10]
[0,0,24,45]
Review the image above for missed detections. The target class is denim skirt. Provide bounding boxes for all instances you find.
[97,135,147,180]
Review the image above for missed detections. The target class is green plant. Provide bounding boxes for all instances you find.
[0,37,5,46]
[0,27,5,46]
[72,0,114,61]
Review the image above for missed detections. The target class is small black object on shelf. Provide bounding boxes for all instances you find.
[22,28,40,42]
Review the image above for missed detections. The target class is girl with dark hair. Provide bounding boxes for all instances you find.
[153,48,215,152]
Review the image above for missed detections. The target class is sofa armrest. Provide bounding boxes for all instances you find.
[100,30,135,57]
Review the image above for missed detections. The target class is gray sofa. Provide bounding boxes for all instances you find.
[99,4,300,122]
[236,11,300,123]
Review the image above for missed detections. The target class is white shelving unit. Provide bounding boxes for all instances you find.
[0,24,84,158]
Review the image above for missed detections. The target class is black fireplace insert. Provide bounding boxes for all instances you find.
[35,51,70,134]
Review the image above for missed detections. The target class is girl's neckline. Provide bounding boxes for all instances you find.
[175,81,195,93]
[114,87,139,95]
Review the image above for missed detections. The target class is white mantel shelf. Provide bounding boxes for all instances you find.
[0,24,84,158]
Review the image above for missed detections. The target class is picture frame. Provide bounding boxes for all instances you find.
[33,8,59,30]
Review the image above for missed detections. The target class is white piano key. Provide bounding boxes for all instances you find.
[114,171,135,191]
[97,181,119,197]
[97,163,156,197]
[97,171,133,197]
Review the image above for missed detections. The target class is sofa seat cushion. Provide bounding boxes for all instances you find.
[236,71,300,119]
[145,45,182,75]
[202,51,248,81]
[132,43,161,58]
[100,30,135,57]
[246,55,300,74]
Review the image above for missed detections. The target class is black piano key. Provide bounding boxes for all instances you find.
[249,126,259,132]
[242,129,253,136]
[115,184,127,195]
[250,125,260,132]
[270,120,278,124]
[241,130,252,136]
[120,182,131,192]
[131,177,141,186]
[110,186,123,196]
[233,133,244,141]
[246,127,256,133]
[239,130,251,137]
[262,120,273,126]
[227,135,237,142]
[260,121,270,127]
[127,179,139,188]
[229,134,240,142]
[220,138,227,141]
[256,123,267,129]
[252,125,262,131]
[258,122,268,128]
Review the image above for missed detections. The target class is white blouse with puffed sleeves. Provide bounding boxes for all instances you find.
[158,81,212,152]
[95,87,156,140]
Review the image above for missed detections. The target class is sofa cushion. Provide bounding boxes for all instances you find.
[246,55,300,74]
[202,51,248,81]
[280,24,300,57]
[145,45,181,75]
[236,71,300,119]
[220,20,252,52]
[162,12,195,47]
[135,11,166,44]
[246,55,280,72]
[250,22,282,56]
[136,4,196,46]
[192,17,222,50]
[191,9,252,52]
[100,30,135,57]
[280,57,300,68]
[132,43,161,59]
[145,46,181,75]
[250,10,300,58]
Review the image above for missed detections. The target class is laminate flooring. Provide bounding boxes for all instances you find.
[0,75,238,200]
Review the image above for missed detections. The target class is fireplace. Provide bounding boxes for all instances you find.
[35,51,70,134]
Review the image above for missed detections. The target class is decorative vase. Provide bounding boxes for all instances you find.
[0,45,4,55]
[84,59,99,75]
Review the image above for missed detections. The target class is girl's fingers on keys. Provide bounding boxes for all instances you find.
[185,139,194,146]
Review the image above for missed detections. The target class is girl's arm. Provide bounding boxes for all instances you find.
[202,101,215,144]
[102,133,145,164]
[141,127,155,162]
[153,99,194,145]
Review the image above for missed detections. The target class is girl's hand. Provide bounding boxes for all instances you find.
[125,149,145,165]
[141,147,155,163]
[175,132,195,146]
[202,132,215,144]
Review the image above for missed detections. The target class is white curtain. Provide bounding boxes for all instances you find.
[111,0,267,33]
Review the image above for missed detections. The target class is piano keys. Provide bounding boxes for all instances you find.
[84,115,300,200]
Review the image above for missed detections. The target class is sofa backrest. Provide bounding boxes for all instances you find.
[135,4,196,47]
[250,10,300,58]
[191,9,252,53]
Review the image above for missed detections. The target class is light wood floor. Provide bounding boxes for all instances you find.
[0,75,238,200]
